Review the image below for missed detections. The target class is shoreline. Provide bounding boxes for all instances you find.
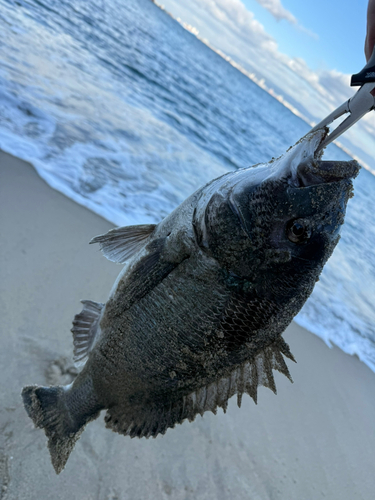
[1,150,374,499]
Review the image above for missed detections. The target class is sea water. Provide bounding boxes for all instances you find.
[0,0,374,372]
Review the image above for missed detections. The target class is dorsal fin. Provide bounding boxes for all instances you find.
[90,224,156,264]
[104,336,295,438]
[71,300,104,367]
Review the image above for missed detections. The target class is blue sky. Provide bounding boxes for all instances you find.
[159,0,374,171]
[242,0,368,73]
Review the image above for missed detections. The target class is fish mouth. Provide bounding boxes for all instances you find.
[295,158,360,188]
[292,128,360,187]
[259,128,360,189]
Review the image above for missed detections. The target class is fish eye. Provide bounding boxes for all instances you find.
[286,219,311,244]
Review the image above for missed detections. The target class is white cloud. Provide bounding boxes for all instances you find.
[195,0,275,46]
[254,0,318,39]
[253,0,296,24]
[318,69,352,105]
[297,24,319,40]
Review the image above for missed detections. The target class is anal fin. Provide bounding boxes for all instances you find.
[103,336,295,439]
[71,300,104,367]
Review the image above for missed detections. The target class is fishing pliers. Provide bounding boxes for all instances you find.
[312,48,375,152]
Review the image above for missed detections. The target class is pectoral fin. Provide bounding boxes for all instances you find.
[90,224,156,263]
[107,237,189,314]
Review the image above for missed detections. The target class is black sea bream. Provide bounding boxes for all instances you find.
[22,129,359,473]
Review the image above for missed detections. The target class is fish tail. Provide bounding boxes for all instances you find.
[22,383,101,474]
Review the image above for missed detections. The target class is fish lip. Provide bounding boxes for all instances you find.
[294,159,360,188]
[285,128,359,188]
[301,128,361,187]
[313,127,329,159]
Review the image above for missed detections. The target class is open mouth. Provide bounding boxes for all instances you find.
[262,128,360,189]
[295,158,360,188]
[291,128,360,187]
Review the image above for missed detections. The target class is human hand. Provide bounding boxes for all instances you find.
[365,0,375,60]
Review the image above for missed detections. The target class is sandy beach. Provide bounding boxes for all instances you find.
[1,149,374,500]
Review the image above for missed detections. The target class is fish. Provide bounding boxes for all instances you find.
[22,129,359,473]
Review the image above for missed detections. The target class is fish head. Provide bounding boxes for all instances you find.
[194,129,359,297]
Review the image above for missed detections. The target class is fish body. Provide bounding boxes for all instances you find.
[22,129,359,473]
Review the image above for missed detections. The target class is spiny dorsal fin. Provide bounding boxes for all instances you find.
[71,300,104,367]
[104,336,295,439]
[90,224,156,264]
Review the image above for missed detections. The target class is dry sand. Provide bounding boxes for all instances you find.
[1,149,374,500]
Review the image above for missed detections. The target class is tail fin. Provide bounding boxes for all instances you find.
[22,385,85,474]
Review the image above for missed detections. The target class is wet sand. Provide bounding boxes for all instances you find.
[1,149,374,500]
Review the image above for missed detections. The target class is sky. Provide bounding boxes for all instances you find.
[241,0,368,73]
[158,0,375,171]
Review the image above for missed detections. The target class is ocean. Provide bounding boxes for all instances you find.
[1,0,374,372]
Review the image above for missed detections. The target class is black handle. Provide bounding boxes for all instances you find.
[351,46,375,86]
